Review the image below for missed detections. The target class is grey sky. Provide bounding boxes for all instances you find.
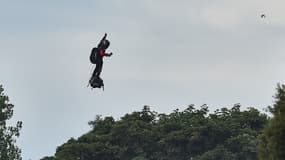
[1,0,285,159]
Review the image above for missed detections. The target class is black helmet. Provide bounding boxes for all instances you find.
[101,39,110,49]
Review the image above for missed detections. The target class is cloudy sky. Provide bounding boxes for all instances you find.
[1,0,285,159]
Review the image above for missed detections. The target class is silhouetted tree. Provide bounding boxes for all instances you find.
[0,85,22,160]
[258,84,285,160]
[44,104,268,160]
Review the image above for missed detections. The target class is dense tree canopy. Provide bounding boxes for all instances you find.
[42,105,268,160]
[0,85,22,160]
[258,84,285,160]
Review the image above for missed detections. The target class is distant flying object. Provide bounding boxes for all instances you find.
[261,14,266,18]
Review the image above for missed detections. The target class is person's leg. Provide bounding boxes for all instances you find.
[90,62,101,83]
[92,65,99,77]
[93,61,101,76]
[90,61,103,85]
[95,61,103,77]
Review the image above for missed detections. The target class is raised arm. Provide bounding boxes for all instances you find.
[100,33,107,43]
[97,33,107,48]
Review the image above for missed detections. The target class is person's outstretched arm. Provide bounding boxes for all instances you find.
[99,50,113,57]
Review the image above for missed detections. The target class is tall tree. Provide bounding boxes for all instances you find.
[258,84,285,160]
[0,85,22,160]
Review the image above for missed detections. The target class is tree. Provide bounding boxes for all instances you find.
[0,85,22,160]
[40,156,56,160]
[258,84,285,160]
[42,105,268,160]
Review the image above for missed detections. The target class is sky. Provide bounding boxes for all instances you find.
[1,0,285,159]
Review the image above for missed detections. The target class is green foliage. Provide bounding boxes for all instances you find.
[195,145,237,160]
[43,104,268,160]
[40,156,56,160]
[258,84,285,160]
[0,85,22,160]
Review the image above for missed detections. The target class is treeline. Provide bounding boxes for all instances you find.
[1,84,284,160]
[41,104,271,160]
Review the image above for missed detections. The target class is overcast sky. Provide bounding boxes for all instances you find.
[1,0,285,159]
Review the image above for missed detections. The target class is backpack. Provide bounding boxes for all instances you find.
[90,47,99,64]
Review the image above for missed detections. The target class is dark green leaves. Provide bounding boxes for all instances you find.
[0,85,22,160]
[46,105,268,160]
[258,84,285,160]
